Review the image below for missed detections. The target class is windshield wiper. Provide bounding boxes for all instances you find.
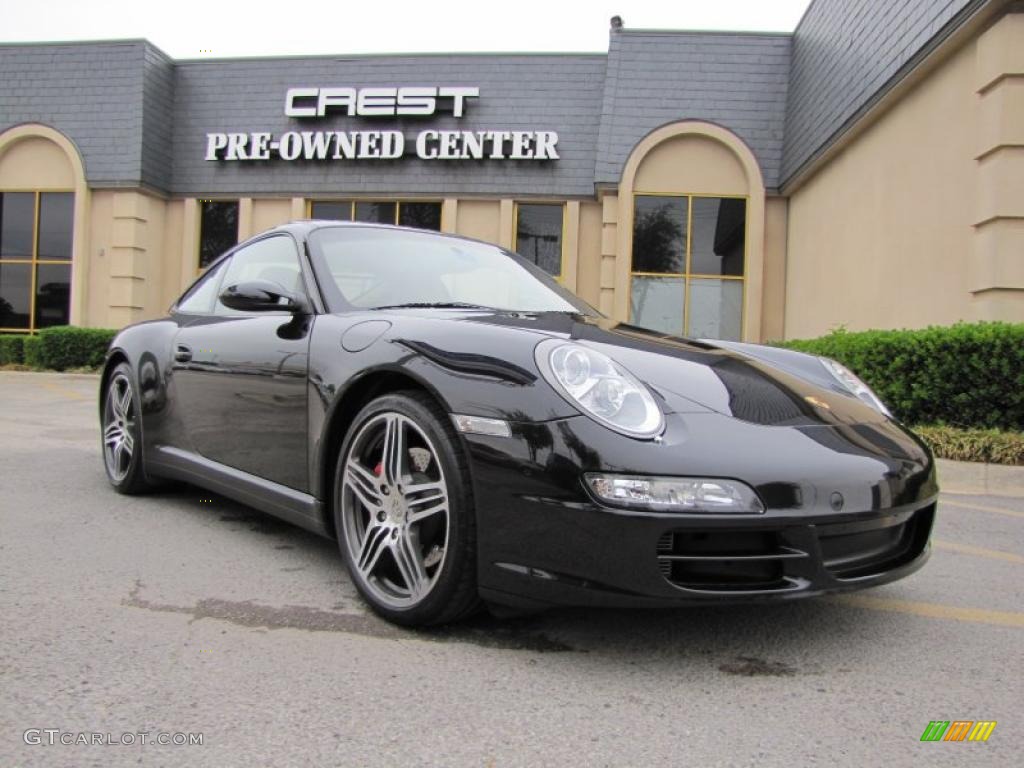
[371,302,494,311]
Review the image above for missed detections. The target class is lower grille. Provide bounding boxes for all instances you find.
[656,530,808,591]
[654,504,934,592]
[818,504,934,579]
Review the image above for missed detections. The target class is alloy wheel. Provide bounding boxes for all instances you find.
[103,373,136,483]
[340,412,450,608]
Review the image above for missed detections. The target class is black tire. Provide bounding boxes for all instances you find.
[100,362,151,494]
[333,391,479,627]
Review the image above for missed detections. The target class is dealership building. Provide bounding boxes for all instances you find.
[0,0,1021,341]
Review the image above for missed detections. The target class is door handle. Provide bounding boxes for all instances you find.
[174,344,193,363]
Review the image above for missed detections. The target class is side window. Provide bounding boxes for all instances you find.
[176,259,228,315]
[215,236,303,316]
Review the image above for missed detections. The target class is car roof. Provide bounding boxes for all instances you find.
[267,220,425,237]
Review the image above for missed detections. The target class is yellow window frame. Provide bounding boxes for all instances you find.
[0,189,75,333]
[306,199,445,230]
[628,191,748,338]
[512,201,567,282]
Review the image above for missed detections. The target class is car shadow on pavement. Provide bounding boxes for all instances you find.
[139,483,901,671]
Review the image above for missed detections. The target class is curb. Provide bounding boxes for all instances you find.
[937,458,1024,498]
[0,370,100,379]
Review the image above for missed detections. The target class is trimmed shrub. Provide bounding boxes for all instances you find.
[774,323,1024,431]
[0,334,25,365]
[34,326,118,371]
[22,335,43,369]
[915,425,1024,466]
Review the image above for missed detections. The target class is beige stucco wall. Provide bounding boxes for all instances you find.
[784,12,1024,339]
[971,12,1024,321]
[0,136,75,189]
[86,190,170,328]
[633,134,749,195]
[454,199,501,244]
[86,191,114,326]
[250,198,293,235]
[576,201,603,308]
[761,196,788,342]
[160,200,185,311]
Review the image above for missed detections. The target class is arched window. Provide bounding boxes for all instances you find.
[0,128,81,333]
[617,121,765,343]
[0,191,73,331]
[630,193,746,340]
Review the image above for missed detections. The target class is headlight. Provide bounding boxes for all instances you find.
[585,474,764,513]
[819,357,891,417]
[535,341,664,438]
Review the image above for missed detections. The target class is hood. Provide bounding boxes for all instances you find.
[379,309,888,428]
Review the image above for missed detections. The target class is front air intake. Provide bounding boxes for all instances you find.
[656,530,808,591]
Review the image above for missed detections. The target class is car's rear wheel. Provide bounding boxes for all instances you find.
[334,392,478,626]
[101,362,150,494]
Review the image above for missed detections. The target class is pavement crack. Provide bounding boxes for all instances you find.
[718,656,797,677]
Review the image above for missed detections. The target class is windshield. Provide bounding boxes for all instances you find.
[307,225,598,315]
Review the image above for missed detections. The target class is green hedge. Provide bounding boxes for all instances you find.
[23,335,43,368]
[0,334,25,365]
[915,425,1024,466]
[32,326,118,370]
[774,322,1024,431]
[2,327,118,369]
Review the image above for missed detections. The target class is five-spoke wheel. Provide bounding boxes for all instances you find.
[335,392,478,626]
[101,362,149,493]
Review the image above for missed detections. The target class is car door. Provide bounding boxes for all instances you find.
[170,234,312,492]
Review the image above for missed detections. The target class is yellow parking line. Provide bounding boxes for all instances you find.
[941,499,1024,519]
[933,539,1024,564]
[830,594,1024,628]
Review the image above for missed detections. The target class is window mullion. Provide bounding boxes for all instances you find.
[29,191,41,332]
[683,195,693,336]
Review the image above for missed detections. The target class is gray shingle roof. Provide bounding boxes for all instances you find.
[0,3,984,196]
[0,41,150,187]
[595,30,791,190]
[781,0,981,184]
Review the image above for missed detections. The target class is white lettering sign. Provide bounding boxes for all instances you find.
[285,86,480,118]
[204,86,560,162]
[206,130,559,162]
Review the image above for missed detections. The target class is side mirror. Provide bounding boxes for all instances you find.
[219,279,307,313]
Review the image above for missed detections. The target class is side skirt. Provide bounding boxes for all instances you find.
[149,446,331,538]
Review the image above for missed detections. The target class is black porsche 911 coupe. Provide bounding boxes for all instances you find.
[100,221,937,626]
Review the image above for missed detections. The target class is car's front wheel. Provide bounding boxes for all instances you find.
[334,392,478,626]
[101,362,150,494]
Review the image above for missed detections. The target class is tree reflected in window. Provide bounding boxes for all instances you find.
[630,194,746,341]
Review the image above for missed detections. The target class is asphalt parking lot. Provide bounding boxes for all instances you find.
[1,371,1021,767]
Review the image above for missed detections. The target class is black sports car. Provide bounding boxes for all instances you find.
[100,221,937,626]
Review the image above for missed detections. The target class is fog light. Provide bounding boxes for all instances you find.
[584,474,764,513]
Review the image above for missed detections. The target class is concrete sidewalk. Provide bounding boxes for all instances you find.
[937,458,1024,497]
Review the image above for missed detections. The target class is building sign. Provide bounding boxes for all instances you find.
[204,86,559,162]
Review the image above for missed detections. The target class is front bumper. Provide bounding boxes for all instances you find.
[462,412,938,610]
